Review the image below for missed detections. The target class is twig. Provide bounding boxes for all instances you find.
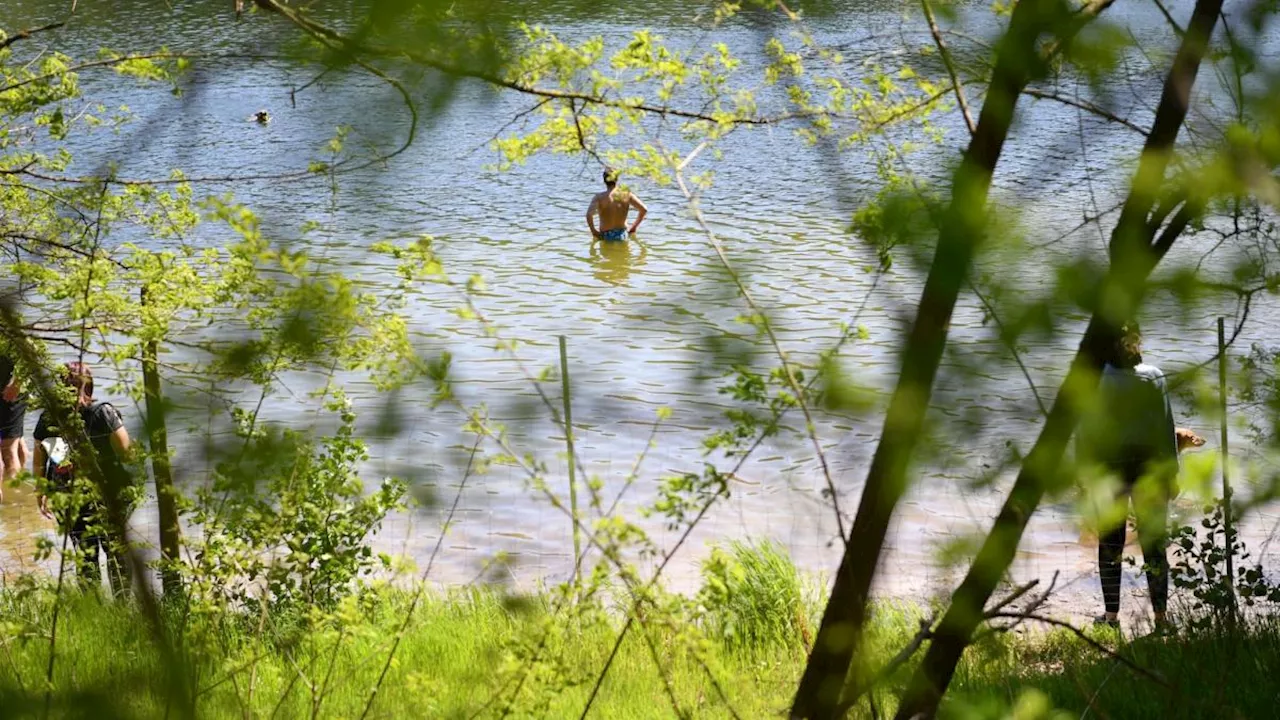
[568,98,603,164]
[0,160,38,176]
[985,577,1043,616]
[0,21,66,51]
[0,53,185,95]
[0,632,27,695]
[559,335,583,591]
[290,65,332,107]
[835,616,935,715]
[921,0,975,135]
[601,413,664,519]
[467,97,553,155]
[40,529,73,720]
[900,176,1050,419]
[669,148,847,543]
[311,624,350,720]
[1080,660,1122,720]
[262,14,418,172]
[982,573,1059,638]
[833,578,1045,716]
[970,282,1049,417]
[1152,0,1187,38]
[451,405,737,720]
[986,611,1169,687]
[267,657,304,720]
[635,610,690,719]
[1023,88,1149,135]
[251,0,830,128]
[356,437,483,720]
[4,49,414,186]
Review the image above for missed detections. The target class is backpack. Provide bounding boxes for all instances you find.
[40,434,75,492]
[40,402,129,496]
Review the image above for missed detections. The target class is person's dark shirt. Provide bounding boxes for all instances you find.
[34,402,128,486]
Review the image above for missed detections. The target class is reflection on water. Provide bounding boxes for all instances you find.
[0,483,48,579]
[589,237,647,286]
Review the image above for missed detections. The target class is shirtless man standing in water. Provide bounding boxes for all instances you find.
[586,168,647,241]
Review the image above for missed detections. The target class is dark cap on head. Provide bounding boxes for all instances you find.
[603,167,619,187]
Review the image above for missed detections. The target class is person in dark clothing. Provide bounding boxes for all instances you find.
[0,352,29,501]
[33,362,135,594]
[1078,322,1189,630]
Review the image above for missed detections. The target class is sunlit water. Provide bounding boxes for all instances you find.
[3,0,1279,622]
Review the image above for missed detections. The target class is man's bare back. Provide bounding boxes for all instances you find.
[586,168,647,240]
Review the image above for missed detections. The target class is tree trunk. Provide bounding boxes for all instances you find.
[141,287,182,599]
[894,0,1225,714]
[788,1,1107,716]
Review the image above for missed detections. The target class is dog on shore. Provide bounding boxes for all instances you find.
[1176,427,1207,453]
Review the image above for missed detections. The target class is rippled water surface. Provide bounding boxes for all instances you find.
[3,0,1279,618]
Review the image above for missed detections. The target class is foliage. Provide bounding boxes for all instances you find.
[1171,499,1280,626]
[697,539,814,652]
[5,581,1280,718]
[9,0,1280,718]
[179,396,406,613]
[1239,342,1280,447]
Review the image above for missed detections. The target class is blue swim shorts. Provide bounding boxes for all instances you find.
[600,228,627,241]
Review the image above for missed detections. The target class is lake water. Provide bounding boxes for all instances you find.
[2,0,1279,621]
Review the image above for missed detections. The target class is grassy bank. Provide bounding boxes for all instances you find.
[1,544,1277,718]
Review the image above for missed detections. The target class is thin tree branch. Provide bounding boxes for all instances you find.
[987,612,1170,686]
[1023,88,1149,135]
[921,0,975,135]
[467,97,553,155]
[1152,0,1187,38]
[251,0,825,128]
[0,53,183,95]
[0,21,66,51]
[1152,200,1198,261]
[669,156,847,544]
[357,437,483,720]
[834,579,1044,716]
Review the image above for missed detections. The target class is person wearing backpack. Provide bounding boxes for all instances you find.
[33,362,136,594]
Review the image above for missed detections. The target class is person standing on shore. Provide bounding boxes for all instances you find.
[1078,322,1199,630]
[586,167,647,241]
[0,351,29,503]
[34,362,136,594]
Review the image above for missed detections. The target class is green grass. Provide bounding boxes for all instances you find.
[1,543,1278,718]
[942,619,1280,720]
[0,586,809,719]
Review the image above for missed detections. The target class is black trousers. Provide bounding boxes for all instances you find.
[63,508,130,596]
[1099,457,1171,615]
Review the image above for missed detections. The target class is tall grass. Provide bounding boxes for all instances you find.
[952,618,1280,720]
[697,539,817,652]
[1,544,1278,718]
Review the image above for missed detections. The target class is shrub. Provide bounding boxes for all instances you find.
[179,395,406,615]
[697,539,813,652]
